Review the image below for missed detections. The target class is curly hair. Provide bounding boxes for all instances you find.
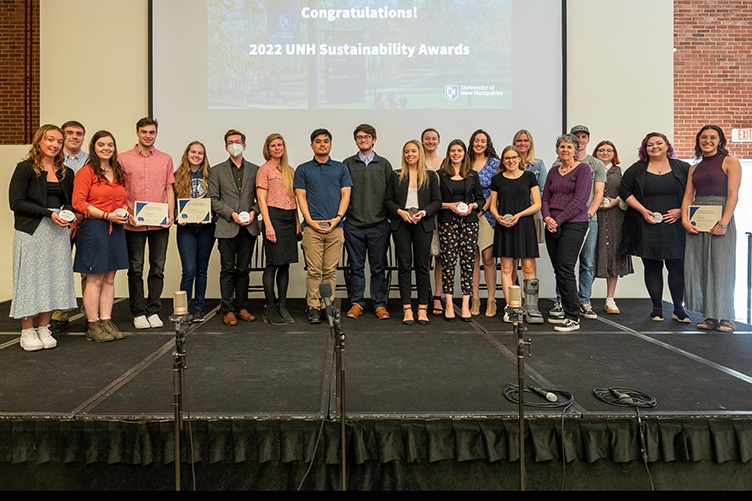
[637,132,676,163]
[693,124,729,159]
[468,129,498,162]
[24,124,66,178]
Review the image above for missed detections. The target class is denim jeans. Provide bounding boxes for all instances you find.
[125,228,170,317]
[176,223,215,311]
[577,218,598,305]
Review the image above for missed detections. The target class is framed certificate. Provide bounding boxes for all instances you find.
[688,205,723,232]
[134,201,169,226]
[177,198,212,223]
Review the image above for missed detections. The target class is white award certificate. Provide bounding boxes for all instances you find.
[134,201,169,226]
[177,198,212,223]
[688,205,723,232]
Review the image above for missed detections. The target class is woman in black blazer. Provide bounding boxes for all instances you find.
[385,140,442,325]
[437,139,485,321]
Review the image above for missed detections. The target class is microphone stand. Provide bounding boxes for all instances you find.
[510,296,530,491]
[169,310,191,491]
[331,303,346,491]
[319,283,346,491]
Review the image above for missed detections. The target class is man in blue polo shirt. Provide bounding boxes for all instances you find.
[294,128,353,324]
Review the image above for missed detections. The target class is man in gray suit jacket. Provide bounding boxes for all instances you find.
[207,129,260,326]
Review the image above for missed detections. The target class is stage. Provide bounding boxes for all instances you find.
[1,296,751,491]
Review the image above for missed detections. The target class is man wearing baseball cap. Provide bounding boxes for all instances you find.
[549,124,606,321]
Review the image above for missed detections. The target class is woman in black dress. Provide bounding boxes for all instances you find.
[619,132,691,322]
[489,145,542,323]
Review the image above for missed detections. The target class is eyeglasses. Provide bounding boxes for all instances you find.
[355,134,372,141]
[597,148,614,153]
[502,156,520,162]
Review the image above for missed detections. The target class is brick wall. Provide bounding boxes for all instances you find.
[0,0,39,145]
[674,0,752,159]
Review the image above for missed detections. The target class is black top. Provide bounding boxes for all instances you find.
[9,160,74,235]
[437,169,485,224]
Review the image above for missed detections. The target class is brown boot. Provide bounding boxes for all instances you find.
[86,321,115,343]
[100,319,125,340]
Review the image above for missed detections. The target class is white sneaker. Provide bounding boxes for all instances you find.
[554,318,580,332]
[604,298,620,314]
[133,315,151,329]
[20,327,44,351]
[36,325,57,349]
[147,313,163,328]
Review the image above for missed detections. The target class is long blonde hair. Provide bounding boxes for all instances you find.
[174,141,210,198]
[24,124,66,178]
[262,133,294,199]
[513,129,540,168]
[398,139,430,189]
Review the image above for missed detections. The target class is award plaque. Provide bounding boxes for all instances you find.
[177,198,211,223]
[134,201,169,226]
[688,205,723,232]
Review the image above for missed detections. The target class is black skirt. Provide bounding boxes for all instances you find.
[73,218,129,274]
[263,207,299,265]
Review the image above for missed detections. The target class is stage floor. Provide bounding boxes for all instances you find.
[2,296,751,420]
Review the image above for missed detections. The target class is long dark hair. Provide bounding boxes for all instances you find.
[88,130,126,185]
[468,129,499,162]
[439,139,471,178]
[693,124,729,159]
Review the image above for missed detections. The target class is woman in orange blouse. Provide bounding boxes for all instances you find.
[72,130,129,342]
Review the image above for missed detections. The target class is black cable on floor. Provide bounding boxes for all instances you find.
[592,386,657,408]
[503,382,574,408]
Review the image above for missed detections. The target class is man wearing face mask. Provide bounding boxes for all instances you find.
[208,129,261,326]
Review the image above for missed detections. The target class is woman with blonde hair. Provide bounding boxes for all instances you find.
[385,139,442,325]
[174,140,215,321]
[9,124,78,351]
[256,133,300,325]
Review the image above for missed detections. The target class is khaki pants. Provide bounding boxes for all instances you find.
[302,227,344,308]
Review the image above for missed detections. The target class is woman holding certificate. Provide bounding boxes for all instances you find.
[72,130,129,342]
[619,132,691,323]
[174,140,215,322]
[256,133,300,325]
[681,125,742,333]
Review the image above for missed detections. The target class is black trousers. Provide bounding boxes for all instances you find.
[545,221,588,320]
[392,222,433,305]
[217,231,255,314]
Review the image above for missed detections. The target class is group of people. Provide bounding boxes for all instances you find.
[8,119,741,351]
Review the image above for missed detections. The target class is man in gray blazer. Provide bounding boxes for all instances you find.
[207,129,260,326]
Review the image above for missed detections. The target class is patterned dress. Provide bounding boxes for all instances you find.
[594,164,632,278]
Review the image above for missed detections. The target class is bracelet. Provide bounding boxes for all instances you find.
[103,212,109,220]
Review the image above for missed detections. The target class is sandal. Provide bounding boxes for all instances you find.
[696,318,718,331]
[417,306,430,325]
[432,296,444,316]
[716,319,736,333]
[402,306,415,326]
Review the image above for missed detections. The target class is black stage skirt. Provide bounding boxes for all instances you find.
[263,207,299,265]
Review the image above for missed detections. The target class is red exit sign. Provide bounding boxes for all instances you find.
[732,128,752,142]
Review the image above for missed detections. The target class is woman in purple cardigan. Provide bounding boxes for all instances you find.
[541,134,593,332]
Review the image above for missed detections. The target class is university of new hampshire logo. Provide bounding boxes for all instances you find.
[445,85,459,101]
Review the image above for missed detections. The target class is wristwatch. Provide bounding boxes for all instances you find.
[719,222,727,229]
